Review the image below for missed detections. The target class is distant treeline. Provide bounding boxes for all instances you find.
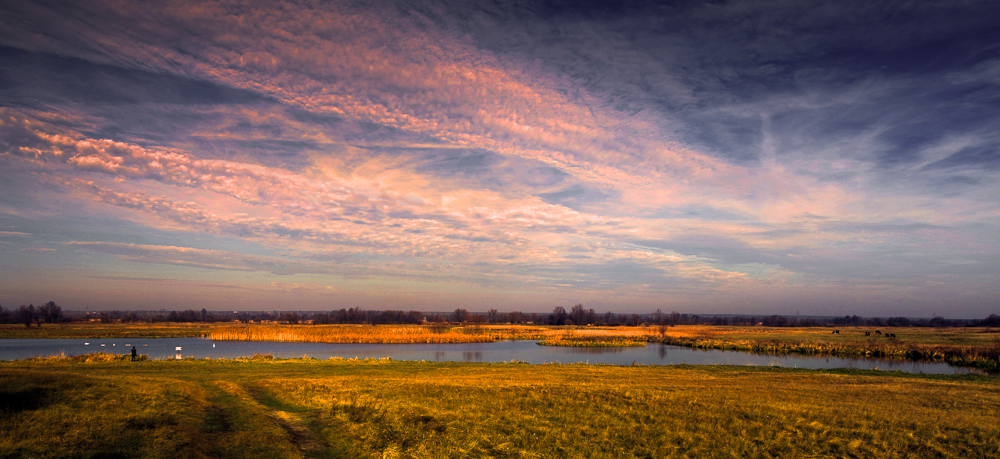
[2,302,998,328]
[0,302,64,327]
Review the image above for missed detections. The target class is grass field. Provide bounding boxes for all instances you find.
[1,356,998,458]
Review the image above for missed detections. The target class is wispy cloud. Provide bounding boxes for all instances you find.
[0,0,997,315]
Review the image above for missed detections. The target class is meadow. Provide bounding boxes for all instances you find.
[1,356,998,458]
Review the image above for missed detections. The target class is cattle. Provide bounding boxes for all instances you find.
[865,331,870,336]
[875,330,882,335]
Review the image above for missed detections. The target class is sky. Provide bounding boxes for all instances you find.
[0,0,997,316]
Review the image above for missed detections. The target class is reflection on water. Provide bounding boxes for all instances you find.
[0,338,992,376]
[565,346,626,355]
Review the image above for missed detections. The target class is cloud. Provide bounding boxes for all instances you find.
[0,0,998,314]
[66,241,319,275]
[20,247,54,252]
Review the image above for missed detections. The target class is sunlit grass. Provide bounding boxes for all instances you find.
[1,358,998,458]
[537,330,646,347]
[207,324,626,344]
[209,324,525,343]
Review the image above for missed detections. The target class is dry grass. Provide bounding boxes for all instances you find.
[20,351,149,363]
[210,324,504,343]
[208,323,656,345]
[537,330,647,347]
[2,358,998,458]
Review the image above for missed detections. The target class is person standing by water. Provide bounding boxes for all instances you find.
[131,346,137,362]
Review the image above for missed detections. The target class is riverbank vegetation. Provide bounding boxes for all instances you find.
[2,357,998,458]
[654,325,1000,371]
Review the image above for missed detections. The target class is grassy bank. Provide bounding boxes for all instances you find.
[654,326,1000,371]
[537,332,646,347]
[2,357,998,458]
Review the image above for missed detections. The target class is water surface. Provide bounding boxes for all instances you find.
[1,337,989,375]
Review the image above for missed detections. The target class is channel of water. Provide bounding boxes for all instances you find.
[0,337,990,375]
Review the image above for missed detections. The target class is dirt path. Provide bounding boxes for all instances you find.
[211,380,329,458]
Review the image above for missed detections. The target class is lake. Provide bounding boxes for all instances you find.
[0,337,989,375]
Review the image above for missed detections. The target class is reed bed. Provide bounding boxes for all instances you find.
[207,324,651,345]
[210,324,518,344]
[658,336,1000,370]
[537,338,646,347]
[537,329,650,347]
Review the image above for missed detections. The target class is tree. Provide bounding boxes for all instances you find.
[549,306,567,326]
[570,304,587,325]
[452,308,469,323]
[37,301,63,324]
[16,304,37,328]
[48,301,62,323]
[122,311,140,323]
[486,308,500,324]
[508,311,524,324]
[669,311,681,325]
[467,313,486,331]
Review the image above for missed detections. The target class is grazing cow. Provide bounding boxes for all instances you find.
[875,330,882,335]
[865,331,870,336]
[889,333,896,338]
